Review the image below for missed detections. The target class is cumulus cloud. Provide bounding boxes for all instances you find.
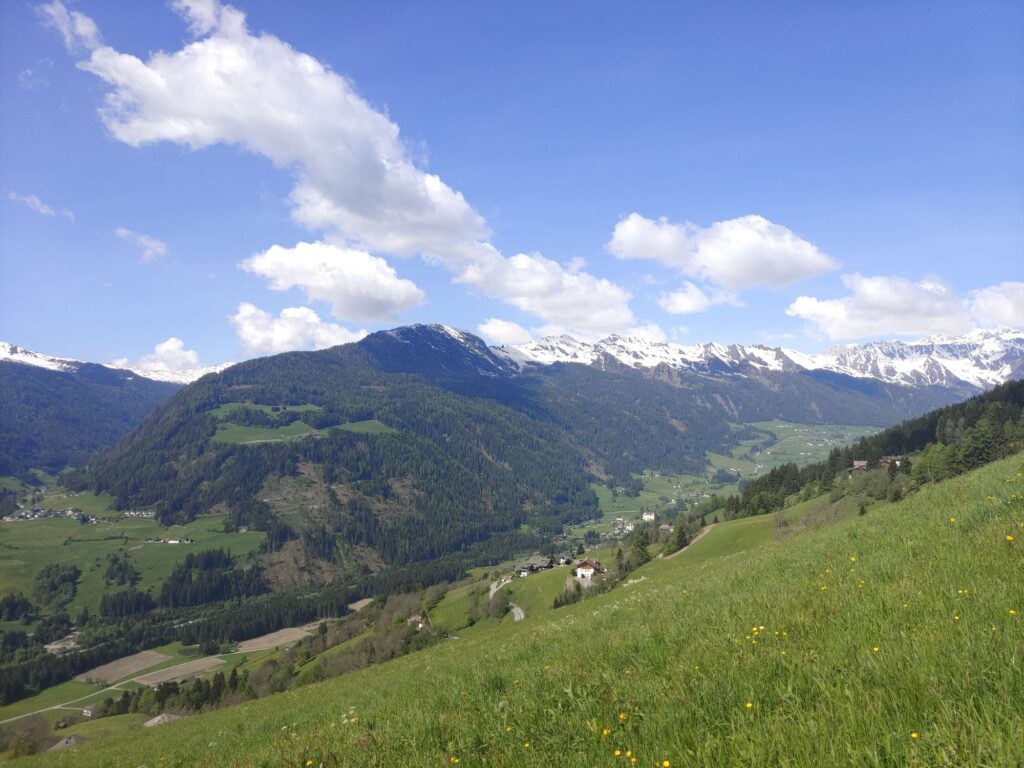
[609,213,838,309]
[477,318,533,346]
[658,281,712,315]
[241,241,425,323]
[969,282,1024,328]
[786,274,974,339]
[230,302,366,355]
[37,1,101,52]
[8,190,74,220]
[50,0,636,337]
[457,245,635,335]
[115,226,167,261]
[111,337,200,373]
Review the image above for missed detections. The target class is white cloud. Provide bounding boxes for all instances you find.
[52,0,636,338]
[786,274,974,340]
[477,318,533,346]
[115,226,167,261]
[230,302,366,355]
[457,245,635,335]
[111,337,200,373]
[241,241,425,323]
[969,282,1024,328]
[658,281,711,314]
[609,213,838,307]
[8,190,72,220]
[37,1,101,53]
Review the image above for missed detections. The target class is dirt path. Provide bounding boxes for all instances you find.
[663,523,716,559]
[489,576,512,600]
[509,603,525,622]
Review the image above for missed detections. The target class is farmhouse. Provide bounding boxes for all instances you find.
[849,460,869,475]
[573,558,606,582]
[515,554,554,577]
[642,512,657,522]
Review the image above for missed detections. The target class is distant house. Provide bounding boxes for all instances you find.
[849,460,869,475]
[659,523,674,533]
[573,559,606,582]
[641,512,657,522]
[81,704,100,718]
[144,713,184,728]
[525,554,554,570]
[881,456,903,471]
[48,735,88,751]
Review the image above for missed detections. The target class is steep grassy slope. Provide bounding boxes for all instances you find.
[33,455,1023,767]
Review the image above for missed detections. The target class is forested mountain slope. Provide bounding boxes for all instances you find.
[69,325,966,579]
[0,361,179,474]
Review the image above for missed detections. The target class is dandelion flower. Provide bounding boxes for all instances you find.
[872,646,880,653]
[618,711,628,721]
[602,728,611,736]
[849,555,857,562]
[1006,535,1015,542]
[306,761,314,767]
[745,701,753,709]
[1010,609,1018,616]
[614,749,622,756]
[911,732,919,740]
[523,742,530,749]
[663,762,672,767]
[948,517,956,523]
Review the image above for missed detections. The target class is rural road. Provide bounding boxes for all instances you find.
[489,576,511,600]
[509,603,525,622]
[663,523,716,559]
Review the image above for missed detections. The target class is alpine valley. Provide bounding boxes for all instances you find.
[2,325,1023,764]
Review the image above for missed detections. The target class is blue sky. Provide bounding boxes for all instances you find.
[1,0,1022,371]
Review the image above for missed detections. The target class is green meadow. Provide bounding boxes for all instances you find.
[0,514,264,616]
[29,454,1021,766]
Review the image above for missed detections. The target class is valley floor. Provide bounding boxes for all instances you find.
[25,454,1023,767]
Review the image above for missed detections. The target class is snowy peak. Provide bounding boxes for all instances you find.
[500,335,797,375]
[0,341,228,385]
[362,324,517,377]
[0,342,83,373]
[120,363,231,385]
[499,328,1024,391]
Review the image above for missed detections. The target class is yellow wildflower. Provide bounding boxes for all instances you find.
[948,517,956,523]
[911,732,919,740]
[1006,534,1015,542]
[745,701,753,709]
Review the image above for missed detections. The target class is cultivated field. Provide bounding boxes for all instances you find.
[74,651,171,685]
[134,658,225,686]
[236,625,314,653]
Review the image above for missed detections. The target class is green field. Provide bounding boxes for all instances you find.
[0,514,264,615]
[212,418,395,444]
[26,455,1023,767]
[212,420,320,444]
[36,491,118,515]
[209,403,324,418]
[735,420,879,475]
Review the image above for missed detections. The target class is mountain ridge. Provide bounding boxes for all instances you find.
[498,326,1024,391]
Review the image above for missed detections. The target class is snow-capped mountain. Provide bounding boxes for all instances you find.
[499,328,1024,392]
[117,363,231,385]
[0,342,83,373]
[0,342,229,385]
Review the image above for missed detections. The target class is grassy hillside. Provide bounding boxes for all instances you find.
[0,513,264,616]
[29,455,1023,766]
